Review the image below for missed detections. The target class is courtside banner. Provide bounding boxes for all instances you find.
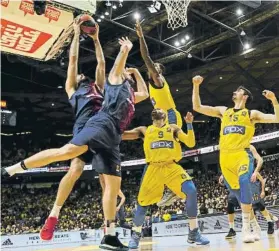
[1,228,130,248]
[1,0,73,60]
[152,207,279,237]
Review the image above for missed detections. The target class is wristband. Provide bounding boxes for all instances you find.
[187,123,193,130]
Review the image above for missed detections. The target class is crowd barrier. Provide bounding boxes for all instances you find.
[1,227,131,248]
[20,130,279,173]
[152,206,279,237]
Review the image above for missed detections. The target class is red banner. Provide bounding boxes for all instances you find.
[0,19,52,53]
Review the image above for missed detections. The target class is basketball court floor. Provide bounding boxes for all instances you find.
[2,232,279,251]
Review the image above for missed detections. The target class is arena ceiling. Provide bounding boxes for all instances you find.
[2,1,279,132]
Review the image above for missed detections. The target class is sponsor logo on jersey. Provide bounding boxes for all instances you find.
[151,140,174,149]
[2,238,13,246]
[223,125,246,135]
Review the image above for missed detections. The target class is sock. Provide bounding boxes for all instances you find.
[189,218,198,231]
[250,217,260,229]
[264,215,272,222]
[105,221,116,236]
[49,204,62,218]
[5,164,25,176]
[242,212,250,228]
[229,222,234,229]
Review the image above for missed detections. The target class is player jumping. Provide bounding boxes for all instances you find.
[192,75,279,243]
[220,145,276,239]
[122,108,210,248]
[3,37,149,250]
[135,20,183,206]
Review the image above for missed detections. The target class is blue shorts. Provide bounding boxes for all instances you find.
[70,112,121,177]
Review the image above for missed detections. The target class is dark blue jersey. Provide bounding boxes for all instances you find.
[101,79,135,133]
[69,78,103,133]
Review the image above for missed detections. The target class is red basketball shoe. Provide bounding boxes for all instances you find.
[40,217,58,241]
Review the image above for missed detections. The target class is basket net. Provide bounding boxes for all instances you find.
[161,0,191,30]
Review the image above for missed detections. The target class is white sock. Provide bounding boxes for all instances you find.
[264,215,272,222]
[242,212,250,228]
[229,222,234,229]
[189,218,198,231]
[105,221,116,236]
[49,205,62,218]
[250,217,260,229]
[5,164,25,176]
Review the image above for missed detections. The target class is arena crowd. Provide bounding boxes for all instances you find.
[1,158,278,235]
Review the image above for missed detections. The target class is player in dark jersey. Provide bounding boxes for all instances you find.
[3,37,149,250]
[39,19,104,240]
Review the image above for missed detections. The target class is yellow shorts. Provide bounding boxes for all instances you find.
[220,150,254,190]
[138,162,192,206]
[167,108,182,128]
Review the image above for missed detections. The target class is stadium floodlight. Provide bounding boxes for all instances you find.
[181,38,186,44]
[236,8,243,16]
[185,35,190,41]
[105,11,109,16]
[134,12,141,20]
[243,42,251,50]
[174,41,180,47]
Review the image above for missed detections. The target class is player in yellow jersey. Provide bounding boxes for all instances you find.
[135,20,183,206]
[192,75,279,243]
[122,108,210,248]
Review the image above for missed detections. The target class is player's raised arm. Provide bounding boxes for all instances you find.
[251,90,279,124]
[109,37,133,84]
[172,112,195,148]
[126,68,149,103]
[122,126,147,140]
[65,18,81,98]
[192,76,227,118]
[250,145,264,182]
[88,24,105,92]
[135,21,163,87]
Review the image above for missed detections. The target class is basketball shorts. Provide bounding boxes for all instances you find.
[167,108,182,128]
[220,149,254,190]
[70,111,121,177]
[137,162,192,206]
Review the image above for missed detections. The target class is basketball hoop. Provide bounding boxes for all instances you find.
[161,0,191,30]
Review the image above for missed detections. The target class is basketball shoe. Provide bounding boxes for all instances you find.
[187,228,210,245]
[157,190,179,207]
[99,234,129,251]
[225,228,236,239]
[40,217,58,241]
[242,226,255,243]
[128,231,141,249]
[267,221,274,235]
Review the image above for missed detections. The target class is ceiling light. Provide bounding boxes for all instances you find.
[219,76,223,80]
[57,85,63,89]
[97,18,101,22]
[236,8,243,16]
[243,42,251,50]
[134,12,141,20]
[106,0,112,6]
[176,89,179,92]
[51,103,55,106]
[174,41,180,47]
[112,5,117,9]
[100,15,105,19]
[240,30,246,36]
[188,53,192,58]
[185,35,190,40]
[181,38,186,44]
[266,61,269,64]
[105,11,109,16]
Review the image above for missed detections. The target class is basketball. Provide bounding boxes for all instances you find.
[79,14,96,35]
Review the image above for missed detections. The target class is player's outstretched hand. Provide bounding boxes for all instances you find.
[192,75,204,86]
[119,37,133,52]
[219,175,224,185]
[250,171,258,183]
[135,20,143,38]
[126,67,139,75]
[184,112,194,123]
[88,23,99,40]
[262,90,276,101]
[73,16,82,36]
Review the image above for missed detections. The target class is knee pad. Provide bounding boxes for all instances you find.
[227,202,235,214]
[133,204,148,227]
[239,173,252,204]
[181,181,197,218]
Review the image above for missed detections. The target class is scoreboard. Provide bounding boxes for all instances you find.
[1,109,17,126]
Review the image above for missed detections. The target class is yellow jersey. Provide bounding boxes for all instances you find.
[143,124,182,163]
[219,108,255,152]
[149,79,176,110]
